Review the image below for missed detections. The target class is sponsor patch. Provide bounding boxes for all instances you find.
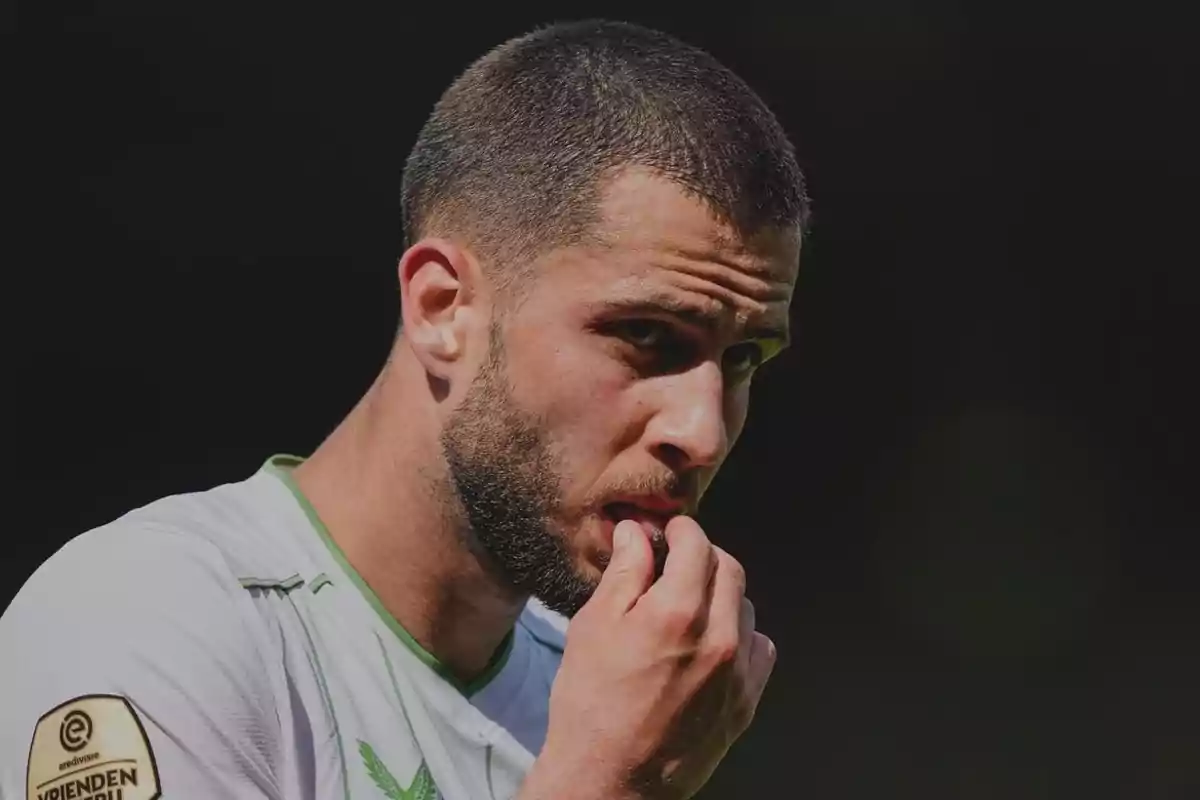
[26,695,161,800]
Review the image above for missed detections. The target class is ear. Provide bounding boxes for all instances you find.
[398,238,486,379]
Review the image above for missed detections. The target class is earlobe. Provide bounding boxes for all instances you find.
[397,238,475,375]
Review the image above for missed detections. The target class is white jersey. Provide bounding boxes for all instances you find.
[0,455,568,800]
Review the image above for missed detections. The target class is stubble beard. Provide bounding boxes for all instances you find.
[439,335,600,618]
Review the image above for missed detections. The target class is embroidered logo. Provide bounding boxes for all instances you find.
[358,740,437,800]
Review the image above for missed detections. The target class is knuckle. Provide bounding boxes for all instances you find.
[704,633,740,667]
[718,549,746,591]
[656,600,703,638]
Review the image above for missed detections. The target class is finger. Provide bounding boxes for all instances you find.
[744,632,777,709]
[736,597,756,675]
[587,519,655,615]
[645,516,718,614]
[702,547,747,664]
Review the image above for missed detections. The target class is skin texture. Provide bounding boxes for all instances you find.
[441,168,799,618]
[294,165,800,797]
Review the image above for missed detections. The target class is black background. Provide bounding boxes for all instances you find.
[12,3,1199,797]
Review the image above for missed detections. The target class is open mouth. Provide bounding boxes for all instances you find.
[603,502,672,541]
[601,502,674,577]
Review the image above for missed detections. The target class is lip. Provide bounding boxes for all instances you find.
[606,494,686,515]
[600,498,684,541]
[597,502,676,578]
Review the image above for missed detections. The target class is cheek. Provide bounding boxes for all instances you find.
[523,346,635,502]
[512,336,632,436]
[723,385,752,447]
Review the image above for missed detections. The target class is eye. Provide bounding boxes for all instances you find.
[723,341,768,378]
[615,319,673,349]
[607,319,695,373]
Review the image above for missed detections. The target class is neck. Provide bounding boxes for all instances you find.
[292,357,526,686]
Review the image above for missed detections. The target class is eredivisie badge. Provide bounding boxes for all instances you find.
[26,694,161,800]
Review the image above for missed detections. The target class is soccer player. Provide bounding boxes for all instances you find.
[1,19,809,800]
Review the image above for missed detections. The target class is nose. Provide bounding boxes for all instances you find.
[644,361,729,472]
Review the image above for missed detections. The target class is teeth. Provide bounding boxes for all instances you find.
[638,520,665,540]
[607,503,669,541]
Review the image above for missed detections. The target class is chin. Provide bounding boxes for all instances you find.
[578,556,608,587]
[575,514,617,571]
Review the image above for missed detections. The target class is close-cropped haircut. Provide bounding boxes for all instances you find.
[401,19,811,295]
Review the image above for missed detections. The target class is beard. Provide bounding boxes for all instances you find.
[439,330,599,617]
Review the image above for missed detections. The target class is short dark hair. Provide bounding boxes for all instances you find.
[401,19,810,285]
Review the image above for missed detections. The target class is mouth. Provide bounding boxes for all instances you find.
[600,496,686,554]
[599,500,683,578]
[602,501,674,541]
[600,501,676,575]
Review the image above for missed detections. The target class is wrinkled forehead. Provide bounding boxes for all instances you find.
[501,185,798,352]
[585,167,802,286]
[492,167,802,341]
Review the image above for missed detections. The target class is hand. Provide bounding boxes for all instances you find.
[521,516,776,800]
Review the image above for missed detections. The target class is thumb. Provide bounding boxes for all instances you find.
[592,520,655,614]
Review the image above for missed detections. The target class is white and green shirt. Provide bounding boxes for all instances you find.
[0,455,568,800]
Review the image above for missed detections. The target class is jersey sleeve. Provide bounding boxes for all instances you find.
[0,523,284,800]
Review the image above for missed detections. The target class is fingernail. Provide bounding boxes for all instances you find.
[615,523,631,550]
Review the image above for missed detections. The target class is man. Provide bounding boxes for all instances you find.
[1,19,809,800]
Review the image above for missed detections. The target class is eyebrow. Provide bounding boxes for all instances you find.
[594,294,791,347]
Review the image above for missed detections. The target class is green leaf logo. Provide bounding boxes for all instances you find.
[358,739,438,800]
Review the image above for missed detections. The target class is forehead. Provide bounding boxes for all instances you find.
[525,168,800,334]
[590,167,800,279]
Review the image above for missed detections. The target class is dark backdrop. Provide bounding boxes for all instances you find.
[12,4,1199,797]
